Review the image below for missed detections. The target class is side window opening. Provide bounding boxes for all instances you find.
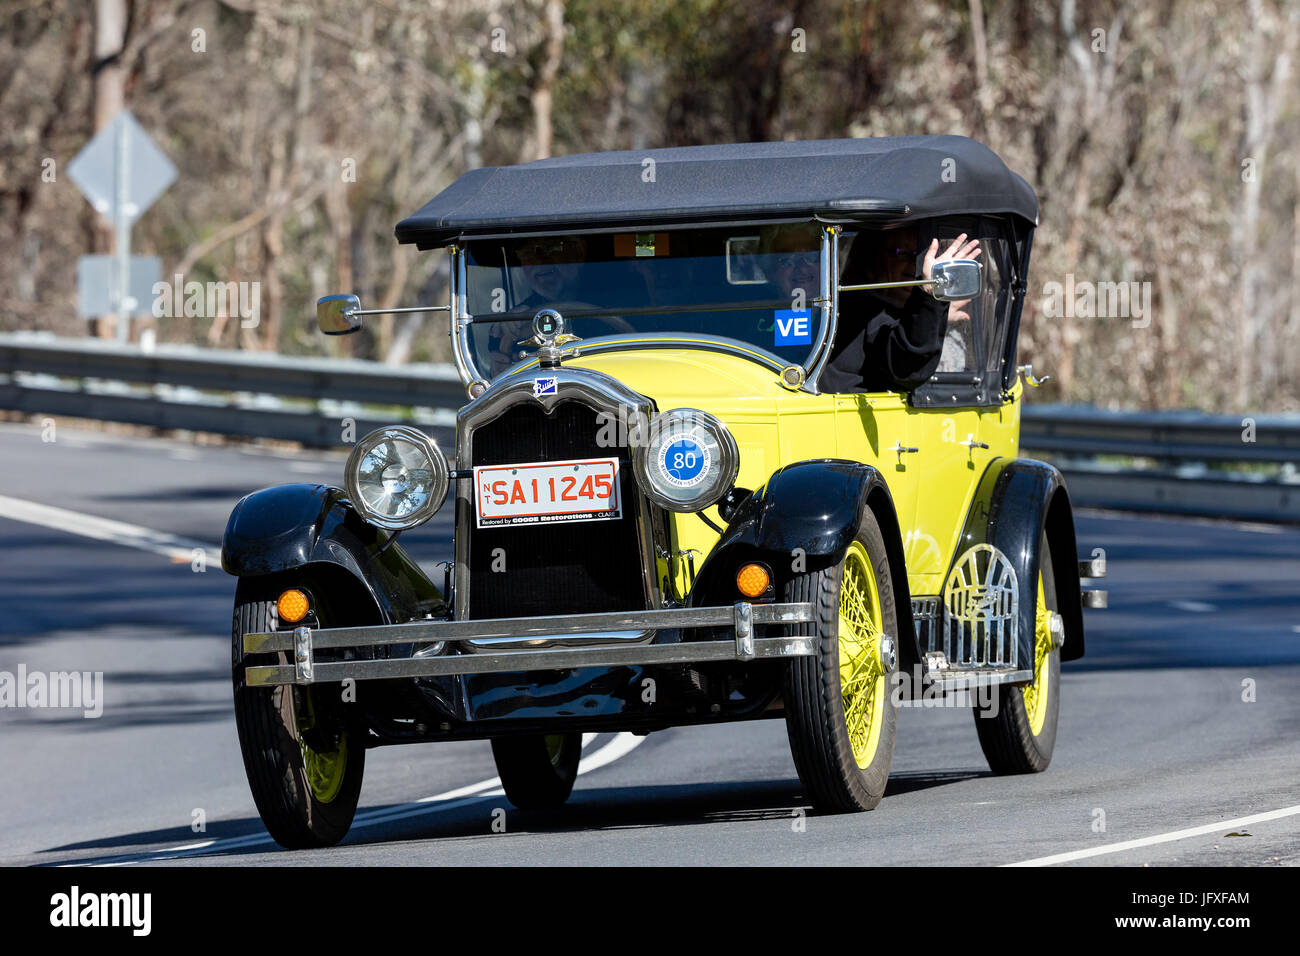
[933,236,1001,377]
[826,221,1013,400]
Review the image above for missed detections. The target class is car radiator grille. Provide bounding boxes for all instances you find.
[464,400,647,619]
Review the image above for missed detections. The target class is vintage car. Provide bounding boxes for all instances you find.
[223,136,1107,848]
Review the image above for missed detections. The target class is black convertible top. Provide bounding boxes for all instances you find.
[395,135,1037,248]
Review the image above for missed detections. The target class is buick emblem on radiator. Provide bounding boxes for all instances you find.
[942,544,1019,667]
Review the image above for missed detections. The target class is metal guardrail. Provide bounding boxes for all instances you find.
[2,333,1298,521]
[0,332,460,445]
[1019,404,1300,465]
[1020,403,1300,522]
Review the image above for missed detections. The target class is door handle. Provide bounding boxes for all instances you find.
[959,434,990,450]
[890,441,919,464]
[1017,364,1051,388]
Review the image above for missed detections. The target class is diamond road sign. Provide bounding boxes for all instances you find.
[67,111,176,222]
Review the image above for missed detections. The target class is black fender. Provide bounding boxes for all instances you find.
[687,460,916,670]
[221,483,446,625]
[950,459,1086,664]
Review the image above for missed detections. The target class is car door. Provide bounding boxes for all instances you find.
[905,235,1008,596]
[834,391,919,577]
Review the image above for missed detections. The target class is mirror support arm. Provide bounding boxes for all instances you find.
[839,278,938,293]
[346,305,451,317]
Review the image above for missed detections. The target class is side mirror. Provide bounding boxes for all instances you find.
[929,259,982,302]
[317,294,362,335]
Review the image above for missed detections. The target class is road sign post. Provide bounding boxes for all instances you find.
[68,110,176,343]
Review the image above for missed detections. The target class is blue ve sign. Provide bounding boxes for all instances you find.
[773,309,812,346]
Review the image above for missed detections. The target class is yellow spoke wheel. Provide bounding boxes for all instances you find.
[1020,573,1053,737]
[782,510,898,812]
[233,583,365,848]
[491,732,582,809]
[972,531,1060,775]
[297,699,350,805]
[839,541,887,769]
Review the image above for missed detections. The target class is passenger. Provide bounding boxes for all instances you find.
[823,228,981,393]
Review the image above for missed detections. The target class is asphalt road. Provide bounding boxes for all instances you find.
[1,421,1297,866]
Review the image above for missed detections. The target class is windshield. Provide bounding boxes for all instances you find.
[462,224,826,378]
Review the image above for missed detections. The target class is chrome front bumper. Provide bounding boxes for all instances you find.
[241,602,817,687]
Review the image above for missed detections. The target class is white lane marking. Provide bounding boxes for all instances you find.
[1169,600,1215,613]
[0,494,217,562]
[80,732,645,866]
[1004,804,1300,866]
[573,730,644,773]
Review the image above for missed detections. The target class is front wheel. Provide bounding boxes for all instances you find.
[972,533,1061,773]
[491,732,582,809]
[232,581,365,848]
[782,508,900,811]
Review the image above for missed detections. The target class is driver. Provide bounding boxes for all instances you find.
[822,228,981,393]
[487,235,590,376]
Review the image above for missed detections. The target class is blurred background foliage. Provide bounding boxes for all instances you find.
[2,0,1297,411]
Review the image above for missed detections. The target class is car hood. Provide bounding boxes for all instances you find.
[560,347,792,417]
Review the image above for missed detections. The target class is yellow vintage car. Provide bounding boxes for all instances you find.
[223,136,1106,848]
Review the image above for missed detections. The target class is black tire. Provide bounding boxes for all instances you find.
[782,508,899,811]
[491,732,582,810]
[973,533,1061,773]
[232,579,365,848]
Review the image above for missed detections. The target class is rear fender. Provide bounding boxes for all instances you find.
[950,459,1086,664]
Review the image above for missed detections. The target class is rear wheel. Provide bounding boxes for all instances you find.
[491,732,582,809]
[973,533,1061,773]
[232,580,365,848]
[782,509,899,811]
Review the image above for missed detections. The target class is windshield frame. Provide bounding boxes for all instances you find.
[448,224,838,394]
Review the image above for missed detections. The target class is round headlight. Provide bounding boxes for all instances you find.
[345,426,449,530]
[633,408,739,513]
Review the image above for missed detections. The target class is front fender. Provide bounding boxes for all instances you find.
[221,483,446,625]
[952,459,1086,664]
[688,460,915,665]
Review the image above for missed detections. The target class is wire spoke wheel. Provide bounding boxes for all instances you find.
[973,531,1061,774]
[232,580,366,848]
[491,732,582,810]
[1020,573,1053,737]
[783,509,899,812]
[293,690,350,805]
[839,541,887,769]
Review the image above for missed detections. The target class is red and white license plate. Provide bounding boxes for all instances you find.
[474,457,622,528]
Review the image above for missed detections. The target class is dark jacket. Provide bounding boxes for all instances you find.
[820,288,947,393]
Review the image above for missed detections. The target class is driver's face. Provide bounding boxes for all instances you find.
[517,236,586,300]
[881,235,918,282]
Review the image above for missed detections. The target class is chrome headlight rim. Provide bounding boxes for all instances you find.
[633,408,739,513]
[344,425,450,531]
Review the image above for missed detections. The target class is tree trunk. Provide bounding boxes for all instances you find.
[526,0,566,162]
